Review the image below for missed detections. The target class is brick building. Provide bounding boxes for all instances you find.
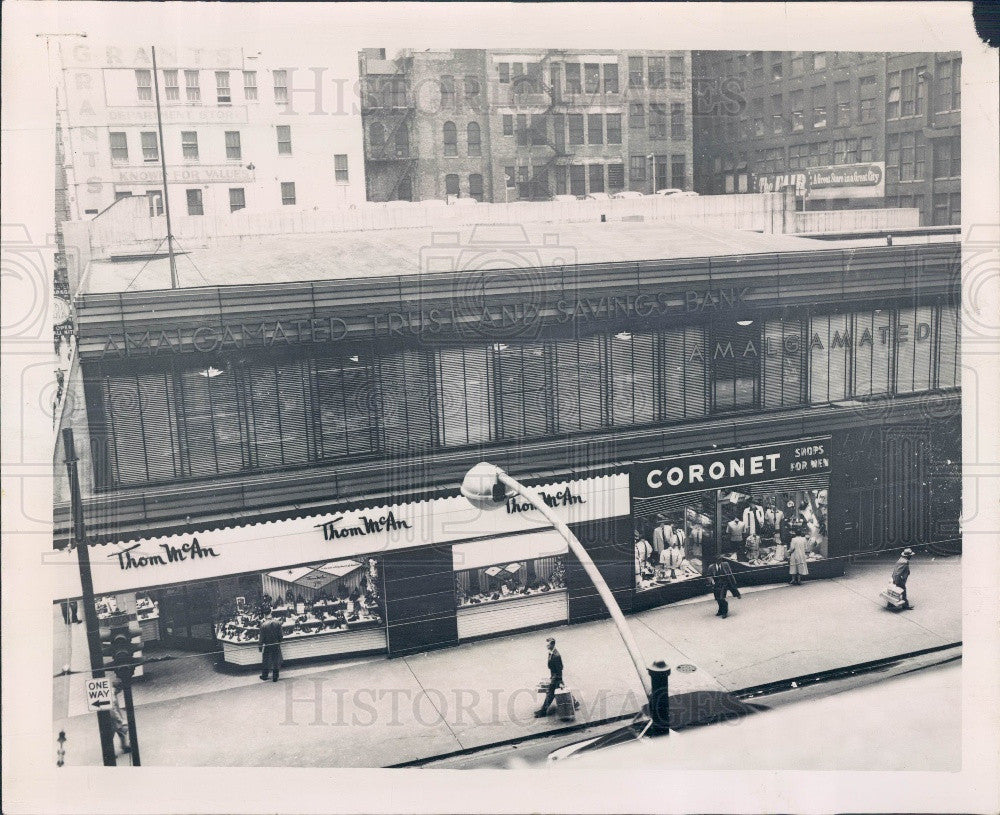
[360,48,694,202]
[691,51,961,225]
[55,41,366,220]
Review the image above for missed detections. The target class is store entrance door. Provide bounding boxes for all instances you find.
[156,584,219,652]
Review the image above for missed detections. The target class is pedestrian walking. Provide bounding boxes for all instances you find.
[891,548,915,610]
[258,612,284,682]
[788,526,810,585]
[706,553,741,618]
[534,637,564,717]
[109,677,131,755]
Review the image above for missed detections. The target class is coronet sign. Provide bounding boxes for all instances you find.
[631,437,832,499]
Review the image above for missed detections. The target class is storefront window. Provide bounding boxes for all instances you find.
[763,317,805,408]
[635,504,710,591]
[455,555,565,607]
[242,359,311,467]
[852,310,893,398]
[436,346,492,446]
[937,304,961,390]
[553,335,604,432]
[895,306,935,394]
[378,348,435,453]
[710,320,761,411]
[493,342,550,439]
[717,487,828,565]
[660,326,707,421]
[179,364,246,475]
[102,371,182,484]
[609,332,655,426]
[216,557,385,644]
[808,313,851,403]
[313,351,378,458]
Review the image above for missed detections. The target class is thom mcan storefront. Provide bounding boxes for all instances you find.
[51,474,630,667]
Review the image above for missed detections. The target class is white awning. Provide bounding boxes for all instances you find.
[452,529,568,572]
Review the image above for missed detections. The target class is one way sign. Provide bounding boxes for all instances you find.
[85,677,113,711]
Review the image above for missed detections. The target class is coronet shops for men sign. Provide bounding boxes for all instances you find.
[631,437,832,499]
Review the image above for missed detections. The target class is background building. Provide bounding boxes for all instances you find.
[55,42,366,220]
[360,48,693,202]
[691,51,961,225]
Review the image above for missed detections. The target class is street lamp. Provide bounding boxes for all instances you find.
[461,463,656,706]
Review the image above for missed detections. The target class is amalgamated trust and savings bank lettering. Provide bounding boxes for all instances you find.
[99,288,752,356]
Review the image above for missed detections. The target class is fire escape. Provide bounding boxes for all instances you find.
[511,50,570,201]
[361,55,417,202]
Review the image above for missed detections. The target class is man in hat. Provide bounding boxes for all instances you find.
[534,637,564,717]
[891,549,916,610]
[258,612,284,682]
[706,552,741,618]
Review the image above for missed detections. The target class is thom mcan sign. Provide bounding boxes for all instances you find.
[631,438,832,499]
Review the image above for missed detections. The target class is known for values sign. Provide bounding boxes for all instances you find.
[756,163,885,200]
[631,437,832,499]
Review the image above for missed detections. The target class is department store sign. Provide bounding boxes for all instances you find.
[756,163,885,200]
[632,437,832,499]
[49,474,630,599]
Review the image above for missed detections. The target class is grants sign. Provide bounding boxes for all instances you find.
[631,437,832,499]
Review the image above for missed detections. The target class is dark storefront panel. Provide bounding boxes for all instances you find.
[382,546,459,656]
[565,516,635,623]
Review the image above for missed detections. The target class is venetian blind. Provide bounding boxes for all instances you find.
[379,348,435,453]
[179,366,245,475]
[609,332,655,426]
[937,304,960,389]
[661,326,706,421]
[553,335,604,432]
[895,306,935,393]
[853,310,893,397]
[436,347,492,447]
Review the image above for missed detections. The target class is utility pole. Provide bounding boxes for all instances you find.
[151,46,178,288]
[62,428,118,766]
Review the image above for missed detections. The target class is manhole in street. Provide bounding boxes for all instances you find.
[676,664,697,673]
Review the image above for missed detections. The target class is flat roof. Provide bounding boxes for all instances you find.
[80,220,834,295]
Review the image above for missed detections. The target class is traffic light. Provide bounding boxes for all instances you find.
[99,611,142,681]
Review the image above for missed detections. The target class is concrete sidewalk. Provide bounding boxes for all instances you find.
[52,557,960,768]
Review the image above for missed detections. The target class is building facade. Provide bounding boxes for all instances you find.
[692,51,961,226]
[55,42,366,220]
[53,228,961,663]
[360,48,694,202]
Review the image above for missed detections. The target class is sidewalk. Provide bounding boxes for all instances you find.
[52,557,960,767]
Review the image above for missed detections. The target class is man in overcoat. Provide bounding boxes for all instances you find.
[891,548,915,610]
[534,637,564,717]
[707,553,742,619]
[258,612,284,682]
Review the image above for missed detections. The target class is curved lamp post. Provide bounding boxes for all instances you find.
[461,462,653,700]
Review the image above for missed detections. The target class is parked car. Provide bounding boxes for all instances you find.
[612,190,646,200]
[585,192,612,201]
[551,194,580,203]
[654,188,684,196]
[674,191,700,197]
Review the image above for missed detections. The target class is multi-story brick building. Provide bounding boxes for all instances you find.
[691,51,961,226]
[55,41,366,220]
[360,48,694,202]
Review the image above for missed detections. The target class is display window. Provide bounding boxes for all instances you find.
[455,555,566,607]
[632,438,832,595]
[635,504,710,591]
[215,556,385,645]
[716,487,828,565]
